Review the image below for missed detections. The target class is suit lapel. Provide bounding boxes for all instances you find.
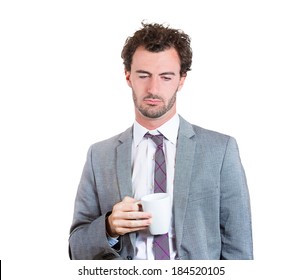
[116,127,133,200]
[116,126,137,251]
[173,117,196,254]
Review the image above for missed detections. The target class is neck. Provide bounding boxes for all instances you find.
[135,109,176,130]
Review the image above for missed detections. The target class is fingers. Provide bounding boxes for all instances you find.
[122,196,137,203]
[113,196,140,212]
[106,196,152,237]
[110,217,151,236]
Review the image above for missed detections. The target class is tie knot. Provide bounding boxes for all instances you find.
[145,132,164,148]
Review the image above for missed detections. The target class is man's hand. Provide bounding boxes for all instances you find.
[106,196,152,237]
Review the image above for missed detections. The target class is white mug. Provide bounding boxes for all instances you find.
[140,193,171,235]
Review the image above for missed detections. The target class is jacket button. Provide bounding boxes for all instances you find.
[127,256,133,260]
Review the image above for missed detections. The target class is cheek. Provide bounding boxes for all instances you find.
[132,80,148,93]
[164,82,180,94]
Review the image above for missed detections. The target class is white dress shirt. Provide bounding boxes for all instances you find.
[132,114,179,260]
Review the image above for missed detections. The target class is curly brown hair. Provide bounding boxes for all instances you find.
[121,22,192,77]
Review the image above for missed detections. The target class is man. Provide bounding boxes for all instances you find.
[69,22,253,260]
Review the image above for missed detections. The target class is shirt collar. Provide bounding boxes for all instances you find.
[133,114,180,147]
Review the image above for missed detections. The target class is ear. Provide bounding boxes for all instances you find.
[177,75,187,91]
[125,70,132,88]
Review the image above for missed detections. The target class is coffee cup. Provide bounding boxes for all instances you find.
[140,193,171,235]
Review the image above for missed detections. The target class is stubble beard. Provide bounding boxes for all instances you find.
[133,91,177,119]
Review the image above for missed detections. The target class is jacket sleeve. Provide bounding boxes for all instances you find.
[219,137,253,259]
[68,146,121,260]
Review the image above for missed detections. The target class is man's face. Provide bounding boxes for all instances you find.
[125,46,186,121]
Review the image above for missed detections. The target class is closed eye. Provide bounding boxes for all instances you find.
[159,72,175,81]
[138,74,149,79]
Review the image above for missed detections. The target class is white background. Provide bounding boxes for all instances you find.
[0,0,301,279]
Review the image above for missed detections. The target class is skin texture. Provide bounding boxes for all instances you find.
[107,46,186,237]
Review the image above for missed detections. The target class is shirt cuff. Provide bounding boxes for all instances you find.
[107,235,119,247]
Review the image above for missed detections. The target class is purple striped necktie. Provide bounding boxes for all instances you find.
[145,132,170,260]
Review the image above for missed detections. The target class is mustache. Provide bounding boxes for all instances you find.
[143,94,164,101]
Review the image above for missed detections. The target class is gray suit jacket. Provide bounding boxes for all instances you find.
[69,116,253,260]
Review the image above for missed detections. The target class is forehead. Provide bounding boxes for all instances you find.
[131,46,181,72]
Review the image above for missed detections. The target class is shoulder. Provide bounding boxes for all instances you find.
[192,124,231,143]
[89,126,133,154]
[179,115,232,144]
[180,117,242,161]
[192,125,237,158]
[178,116,241,158]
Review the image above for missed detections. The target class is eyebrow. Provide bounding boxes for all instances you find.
[135,70,176,76]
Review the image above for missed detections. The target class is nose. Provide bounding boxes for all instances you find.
[147,77,159,94]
